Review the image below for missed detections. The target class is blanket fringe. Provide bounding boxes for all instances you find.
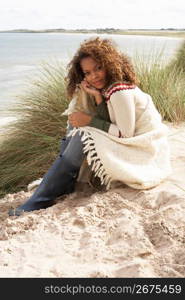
[67,128,112,189]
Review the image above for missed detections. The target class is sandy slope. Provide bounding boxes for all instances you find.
[0,123,185,278]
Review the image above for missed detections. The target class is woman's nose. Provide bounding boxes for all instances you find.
[91,71,97,79]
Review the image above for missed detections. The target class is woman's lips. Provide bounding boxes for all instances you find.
[94,80,103,85]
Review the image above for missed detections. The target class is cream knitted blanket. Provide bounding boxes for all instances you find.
[63,87,172,190]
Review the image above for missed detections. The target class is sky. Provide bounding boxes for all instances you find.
[0,0,184,30]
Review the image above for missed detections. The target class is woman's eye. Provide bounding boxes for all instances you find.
[97,66,102,70]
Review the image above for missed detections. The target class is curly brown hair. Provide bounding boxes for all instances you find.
[66,37,138,99]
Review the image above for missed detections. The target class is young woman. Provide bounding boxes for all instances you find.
[9,37,171,216]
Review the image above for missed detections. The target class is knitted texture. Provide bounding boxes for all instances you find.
[64,85,172,190]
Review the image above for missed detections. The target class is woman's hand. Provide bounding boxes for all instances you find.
[68,112,92,127]
[80,80,103,105]
[80,80,100,97]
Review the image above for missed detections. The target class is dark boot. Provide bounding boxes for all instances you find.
[8,156,80,216]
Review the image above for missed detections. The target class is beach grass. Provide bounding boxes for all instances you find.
[0,41,185,198]
[0,62,68,197]
[135,41,185,122]
[167,40,185,72]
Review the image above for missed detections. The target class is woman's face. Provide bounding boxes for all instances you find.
[80,56,107,90]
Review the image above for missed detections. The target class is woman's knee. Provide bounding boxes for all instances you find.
[62,132,85,167]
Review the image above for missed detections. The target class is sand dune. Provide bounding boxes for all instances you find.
[0,122,185,278]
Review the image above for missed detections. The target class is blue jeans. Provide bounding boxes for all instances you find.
[59,124,85,169]
[9,124,86,215]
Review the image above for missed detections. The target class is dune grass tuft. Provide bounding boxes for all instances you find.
[168,40,185,73]
[0,62,68,197]
[135,41,185,122]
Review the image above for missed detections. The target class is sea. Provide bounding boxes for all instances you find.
[0,32,183,126]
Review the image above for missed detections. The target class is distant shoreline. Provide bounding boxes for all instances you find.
[1,29,185,38]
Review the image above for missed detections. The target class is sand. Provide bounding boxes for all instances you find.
[0,122,185,278]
